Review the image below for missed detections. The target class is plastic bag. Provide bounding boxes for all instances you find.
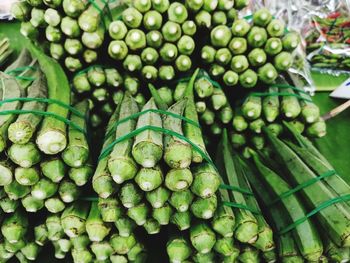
[0,0,16,20]
[303,0,350,72]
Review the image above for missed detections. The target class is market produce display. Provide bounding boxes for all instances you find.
[1,0,349,262]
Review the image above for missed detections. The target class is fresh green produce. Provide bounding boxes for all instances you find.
[0,38,13,67]
[200,8,298,88]
[13,0,128,72]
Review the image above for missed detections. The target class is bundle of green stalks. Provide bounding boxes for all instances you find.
[0,47,92,214]
[107,0,249,83]
[230,81,325,155]
[11,0,128,72]
[93,70,228,253]
[173,71,233,137]
[108,0,200,82]
[201,8,300,88]
[166,126,276,262]
[72,65,146,130]
[0,200,147,262]
[244,122,350,262]
[0,37,13,68]
[0,208,44,262]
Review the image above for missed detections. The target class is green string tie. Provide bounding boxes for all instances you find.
[0,97,85,119]
[74,64,107,77]
[279,194,350,235]
[0,109,87,135]
[250,91,313,103]
[222,201,262,215]
[5,66,37,81]
[268,170,337,207]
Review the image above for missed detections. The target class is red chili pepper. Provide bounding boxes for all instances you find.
[346,39,350,44]
[328,12,341,19]
[327,36,339,42]
[340,21,350,28]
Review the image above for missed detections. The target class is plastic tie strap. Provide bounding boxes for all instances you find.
[104,108,200,141]
[5,66,37,81]
[268,170,337,207]
[87,0,112,26]
[222,201,261,215]
[270,84,308,95]
[74,64,108,77]
[279,194,350,235]
[99,124,214,165]
[250,91,313,103]
[0,109,87,135]
[220,184,254,196]
[243,15,289,33]
[0,97,85,119]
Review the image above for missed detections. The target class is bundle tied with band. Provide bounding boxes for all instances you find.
[231,82,326,156]
[92,73,275,261]
[243,122,350,262]
[0,48,93,213]
[12,0,128,72]
[72,64,146,131]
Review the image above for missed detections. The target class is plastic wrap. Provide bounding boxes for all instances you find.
[0,0,16,20]
[302,1,350,73]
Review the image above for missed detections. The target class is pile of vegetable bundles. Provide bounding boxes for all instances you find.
[0,47,93,213]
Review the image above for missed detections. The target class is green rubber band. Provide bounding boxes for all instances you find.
[0,97,85,119]
[219,184,254,196]
[0,109,87,135]
[222,201,261,215]
[5,66,37,81]
[88,0,112,24]
[13,76,36,81]
[270,84,308,95]
[5,66,37,74]
[250,92,313,103]
[278,194,350,235]
[104,108,201,141]
[80,196,99,201]
[268,170,336,207]
[74,64,107,77]
[243,15,289,33]
[99,125,215,166]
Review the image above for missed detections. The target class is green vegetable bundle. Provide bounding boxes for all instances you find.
[0,200,147,263]
[230,81,325,155]
[108,0,198,82]
[94,93,221,229]
[167,127,277,263]
[0,47,92,214]
[11,0,128,72]
[245,123,350,262]
[173,71,233,137]
[72,65,146,130]
[201,8,300,88]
